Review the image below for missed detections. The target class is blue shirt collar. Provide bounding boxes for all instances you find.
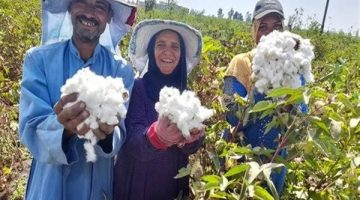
[69,39,102,63]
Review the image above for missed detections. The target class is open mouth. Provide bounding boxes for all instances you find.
[161,58,174,63]
[78,16,98,27]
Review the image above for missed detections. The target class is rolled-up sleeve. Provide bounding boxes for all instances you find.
[19,51,78,165]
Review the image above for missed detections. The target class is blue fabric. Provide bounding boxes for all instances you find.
[143,30,187,101]
[270,149,287,194]
[223,77,290,194]
[19,39,134,200]
[223,76,247,97]
[299,75,308,113]
[223,76,247,127]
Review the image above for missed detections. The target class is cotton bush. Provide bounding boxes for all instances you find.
[252,30,315,94]
[61,67,129,162]
[155,86,214,139]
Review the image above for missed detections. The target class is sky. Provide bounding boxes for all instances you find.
[175,0,360,34]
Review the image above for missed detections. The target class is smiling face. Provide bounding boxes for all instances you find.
[256,13,283,44]
[154,30,181,75]
[69,0,112,43]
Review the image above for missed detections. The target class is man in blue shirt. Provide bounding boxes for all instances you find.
[19,0,136,199]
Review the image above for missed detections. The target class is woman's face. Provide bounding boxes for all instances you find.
[154,30,181,75]
[256,13,283,44]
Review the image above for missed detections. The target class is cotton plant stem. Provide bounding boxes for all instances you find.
[270,108,309,163]
[315,141,347,191]
[239,168,250,199]
[314,158,341,190]
[270,104,323,163]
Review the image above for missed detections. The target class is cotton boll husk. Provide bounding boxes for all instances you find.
[155,86,214,139]
[60,67,129,162]
[252,31,314,94]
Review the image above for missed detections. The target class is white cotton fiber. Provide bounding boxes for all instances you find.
[252,30,315,94]
[60,67,129,162]
[155,86,214,139]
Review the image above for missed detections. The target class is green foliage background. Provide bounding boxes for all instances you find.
[0,1,359,199]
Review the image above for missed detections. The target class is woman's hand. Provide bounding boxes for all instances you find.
[155,117,184,147]
[177,128,205,147]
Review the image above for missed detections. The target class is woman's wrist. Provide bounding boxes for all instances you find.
[147,122,168,150]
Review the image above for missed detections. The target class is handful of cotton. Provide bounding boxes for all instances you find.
[60,67,129,162]
[155,86,214,139]
[252,30,314,94]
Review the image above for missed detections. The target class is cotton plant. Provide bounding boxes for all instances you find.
[61,67,129,162]
[155,86,214,139]
[252,30,315,94]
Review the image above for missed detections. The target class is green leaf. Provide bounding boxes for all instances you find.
[328,110,344,121]
[243,107,251,126]
[260,109,275,119]
[202,175,221,183]
[266,87,299,98]
[310,117,329,134]
[246,162,261,183]
[314,135,342,158]
[233,146,252,154]
[264,117,280,134]
[302,140,314,154]
[224,164,249,177]
[336,93,356,113]
[310,87,328,99]
[207,150,222,171]
[219,176,229,191]
[174,166,191,179]
[254,185,275,200]
[285,92,304,104]
[203,182,220,191]
[250,101,276,113]
[210,191,228,199]
[0,71,5,82]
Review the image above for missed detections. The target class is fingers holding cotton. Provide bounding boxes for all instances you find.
[155,86,214,140]
[60,67,129,162]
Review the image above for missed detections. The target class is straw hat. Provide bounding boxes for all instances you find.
[41,0,137,52]
[128,19,202,76]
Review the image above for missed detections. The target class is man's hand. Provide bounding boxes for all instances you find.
[92,121,117,140]
[54,93,90,138]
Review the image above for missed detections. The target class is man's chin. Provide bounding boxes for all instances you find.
[74,30,101,43]
[79,35,100,43]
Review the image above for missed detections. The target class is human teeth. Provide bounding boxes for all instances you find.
[162,59,173,63]
[80,19,95,27]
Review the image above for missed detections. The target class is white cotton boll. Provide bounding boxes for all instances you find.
[60,67,129,162]
[252,31,315,94]
[155,86,214,139]
[84,141,97,162]
[330,119,342,140]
